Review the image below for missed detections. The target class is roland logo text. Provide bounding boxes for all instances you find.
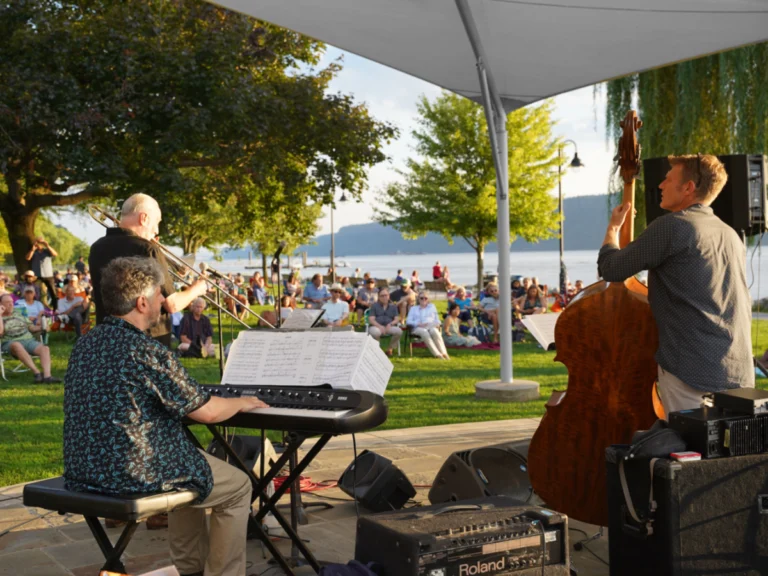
[458,557,505,575]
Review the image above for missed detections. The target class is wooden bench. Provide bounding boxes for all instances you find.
[23,476,197,574]
[423,280,448,298]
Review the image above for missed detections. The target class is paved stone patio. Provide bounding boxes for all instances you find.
[0,420,609,575]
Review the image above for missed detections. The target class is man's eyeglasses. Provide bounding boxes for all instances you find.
[419,297,429,301]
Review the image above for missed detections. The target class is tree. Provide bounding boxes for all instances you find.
[376,93,560,293]
[601,42,768,231]
[1,1,395,273]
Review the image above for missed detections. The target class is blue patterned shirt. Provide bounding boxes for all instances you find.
[64,316,213,501]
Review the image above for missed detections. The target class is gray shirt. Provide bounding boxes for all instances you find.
[598,204,754,393]
[370,302,399,326]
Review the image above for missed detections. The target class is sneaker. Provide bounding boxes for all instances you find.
[43,376,62,384]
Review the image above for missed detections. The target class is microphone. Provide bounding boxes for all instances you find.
[274,240,287,260]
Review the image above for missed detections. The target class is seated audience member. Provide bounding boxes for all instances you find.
[279,295,294,325]
[53,271,65,290]
[549,287,567,312]
[439,265,455,289]
[368,288,402,356]
[449,286,474,327]
[573,279,584,295]
[284,272,303,304]
[432,261,442,281]
[16,286,46,322]
[406,292,449,360]
[358,272,372,288]
[0,293,60,383]
[171,310,183,342]
[304,274,330,309]
[320,284,349,327]
[411,270,423,289]
[249,272,268,305]
[443,303,481,347]
[56,284,90,339]
[390,279,415,320]
[521,277,532,293]
[515,285,547,316]
[63,256,266,576]
[479,283,501,343]
[354,278,377,323]
[18,270,41,300]
[511,278,526,299]
[531,276,547,297]
[0,276,10,297]
[225,286,249,321]
[395,270,405,284]
[179,297,216,358]
[339,277,356,310]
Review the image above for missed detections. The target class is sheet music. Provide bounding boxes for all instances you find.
[281,308,324,329]
[351,337,393,397]
[521,312,561,351]
[221,330,393,395]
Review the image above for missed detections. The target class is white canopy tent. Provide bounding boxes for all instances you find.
[210,0,768,383]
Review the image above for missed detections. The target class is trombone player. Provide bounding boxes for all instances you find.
[89,193,207,348]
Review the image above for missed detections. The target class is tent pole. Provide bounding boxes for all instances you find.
[456,0,512,383]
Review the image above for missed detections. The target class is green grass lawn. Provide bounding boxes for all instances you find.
[2,309,767,487]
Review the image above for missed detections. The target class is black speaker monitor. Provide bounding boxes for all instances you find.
[428,440,533,504]
[644,154,768,236]
[338,450,415,512]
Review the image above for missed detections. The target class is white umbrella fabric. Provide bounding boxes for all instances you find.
[210,0,768,383]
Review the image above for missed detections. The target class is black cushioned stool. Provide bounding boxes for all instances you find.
[23,476,197,573]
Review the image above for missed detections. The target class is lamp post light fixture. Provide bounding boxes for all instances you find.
[330,192,348,283]
[558,140,584,294]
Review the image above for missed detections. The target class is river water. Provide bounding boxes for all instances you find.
[198,248,768,301]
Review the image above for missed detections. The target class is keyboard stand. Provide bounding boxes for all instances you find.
[204,424,332,575]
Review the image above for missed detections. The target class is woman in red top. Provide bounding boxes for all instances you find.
[432,261,442,280]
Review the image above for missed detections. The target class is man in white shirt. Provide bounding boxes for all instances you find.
[56,284,90,339]
[321,284,349,327]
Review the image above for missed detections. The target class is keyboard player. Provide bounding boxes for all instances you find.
[63,256,268,576]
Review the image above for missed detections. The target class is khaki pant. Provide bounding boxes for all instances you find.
[657,366,707,417]
[411,326,448,358]
[368,325,402,349]
[169,450,252,576]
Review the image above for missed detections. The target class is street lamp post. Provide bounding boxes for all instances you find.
[330,192,348,284]
[558,140,584,294]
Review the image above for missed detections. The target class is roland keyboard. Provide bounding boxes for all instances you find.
[199,385,388,435]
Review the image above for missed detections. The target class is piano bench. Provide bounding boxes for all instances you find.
[23,476,197,573]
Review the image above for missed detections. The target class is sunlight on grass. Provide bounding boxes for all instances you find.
[2,314,766,486]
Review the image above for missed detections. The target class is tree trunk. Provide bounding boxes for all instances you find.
[475,244,485,298]
[262,252,268,283]
[1,175,39,276]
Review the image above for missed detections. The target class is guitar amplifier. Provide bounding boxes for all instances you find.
[606,446,768,575]
[355,497,569,575]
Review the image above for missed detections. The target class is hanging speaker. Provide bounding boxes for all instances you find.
[428,439,533,505]
[338,450,416,512]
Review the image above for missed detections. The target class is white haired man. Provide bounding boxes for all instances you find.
[64,257,268,576]
[179,298,216,358]
[89,193,207,347]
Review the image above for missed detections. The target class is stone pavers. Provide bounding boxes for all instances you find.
[0,420,609,575]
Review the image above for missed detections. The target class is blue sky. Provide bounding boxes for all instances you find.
[54,46,617,245]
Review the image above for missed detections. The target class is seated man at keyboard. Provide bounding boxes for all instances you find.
[63,256,268,576]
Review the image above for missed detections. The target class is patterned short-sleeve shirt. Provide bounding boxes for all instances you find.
[63,316,213,501]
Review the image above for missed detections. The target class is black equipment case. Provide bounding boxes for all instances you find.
[606,445,768,575]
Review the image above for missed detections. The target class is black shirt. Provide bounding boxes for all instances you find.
[89,228,175,339]
[180,313,213,343]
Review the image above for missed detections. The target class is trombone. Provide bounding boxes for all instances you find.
[87,204,275,329]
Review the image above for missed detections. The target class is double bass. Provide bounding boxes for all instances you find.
[526,111,659,527]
